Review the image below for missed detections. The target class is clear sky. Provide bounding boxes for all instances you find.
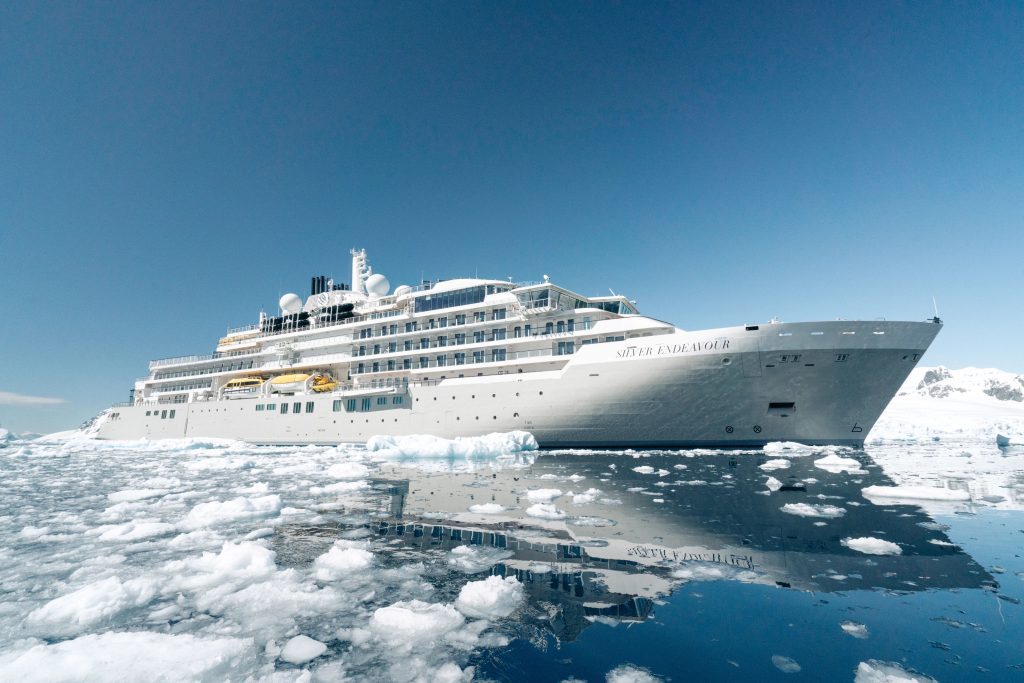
[1,1,1022,434]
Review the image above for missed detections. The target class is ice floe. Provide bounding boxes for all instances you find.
[759,459,791,471]
[841,537,902,555]
[780,503,846,519]
[454,575,524,619]
[279,634,327,665]
[854,659,936,682]
[526,503,567,520]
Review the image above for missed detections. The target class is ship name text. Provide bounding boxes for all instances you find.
[616,338,730,359]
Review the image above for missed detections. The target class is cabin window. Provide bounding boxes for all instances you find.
[372,362,380,373]
[419,357,429,368]
[377,397,387,406]
[492,308,506,320]
[393,396,403,405]
[388,342,397,353]
[557,341,575,355]
[455,314,466,325]
[292,402,301,414]
[474,311,486,322]
[438,316,448,328]
[455,352,466,365]
[437,355,447,367]
[333,400,342,412]
[835,354,849,362]
[387,360,396,371]
[473,331,485,343]
[492,329,506,340]
[404,340,413,351]
[146,411,151,416]
[266,403,275,411]
[346,399,356,412]
[361,398,371,411]
[473,351,484,363]
[437,335,448,347]
[403,358,412,369]
[256,404,263,411]
[280,404,288,414]
[169,410,175,418]
[161,410,167,419]
[492,348,507,362]
[305,401,314,413]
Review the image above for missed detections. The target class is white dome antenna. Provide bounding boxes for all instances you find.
[279,293,303,315]
[365,273,390,298]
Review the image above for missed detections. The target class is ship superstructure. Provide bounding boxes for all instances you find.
[97,249,941,446]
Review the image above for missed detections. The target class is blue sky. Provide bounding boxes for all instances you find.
[1,2,1021,433]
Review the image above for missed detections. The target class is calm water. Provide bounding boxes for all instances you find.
[0,435,1021,681]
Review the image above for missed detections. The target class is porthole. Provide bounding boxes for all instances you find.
[722,358,732,365]
[513,412,519,417]
[492,394,496,398]
[475,416,479,420]
[539,391,544,396]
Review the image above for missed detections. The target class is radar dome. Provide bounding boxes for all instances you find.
[365,273,390,297]
[393,284,412,298]
[279,293,303,314]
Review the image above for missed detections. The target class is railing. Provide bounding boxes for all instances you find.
[225,324,259,335]
[352,347,560,375]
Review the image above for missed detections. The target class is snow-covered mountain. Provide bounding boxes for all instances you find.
[898,366,1024,401]
[875,366,1024,443]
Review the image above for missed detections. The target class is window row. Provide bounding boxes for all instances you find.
[357,308,508,339]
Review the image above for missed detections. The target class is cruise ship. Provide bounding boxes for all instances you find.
[96,249,942,446]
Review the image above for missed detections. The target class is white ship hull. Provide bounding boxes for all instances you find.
[98,320,940,447]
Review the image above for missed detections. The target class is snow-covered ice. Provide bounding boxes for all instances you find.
[841,537,902,555]
[279,634,327,665]
[780,503,846,519]
[454,575,524,619]
[759,459,791,471]
[854,660,937,682]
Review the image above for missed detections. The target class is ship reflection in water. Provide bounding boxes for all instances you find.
[276,447,995,649]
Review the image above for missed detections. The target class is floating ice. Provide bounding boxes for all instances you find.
[814,454,866,474]
[842,537,902,555]
[454,576,524,619]
[759,459,791,471]
[97,521,176,542]
[526,488,563,502]
[27,576,157,636]
[313,542,374,580]
[107,488,169,503]
[447,545,513,574]
[467,503,507,514]
[571,488,603,504]
[366,431,538,458]
[0,632,256,681]
[526,503,566,520]
[369,600,465,645]
[632,466,656,474]
[326,461,370,479]
[279,634,327,665]
[772,655,801,673]
[765,477,783,492]
[780,503,846,519]
[606,664,662,682]
[862,485,970,502]
[841,621,869,639]
[854,659,937,682]
[180,495,282,529]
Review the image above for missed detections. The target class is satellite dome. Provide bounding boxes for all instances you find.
[279,293,303,314]
[393,284,412,298]
[365,273,390,297]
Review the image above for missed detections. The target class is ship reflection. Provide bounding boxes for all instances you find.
[287,448,996,642]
